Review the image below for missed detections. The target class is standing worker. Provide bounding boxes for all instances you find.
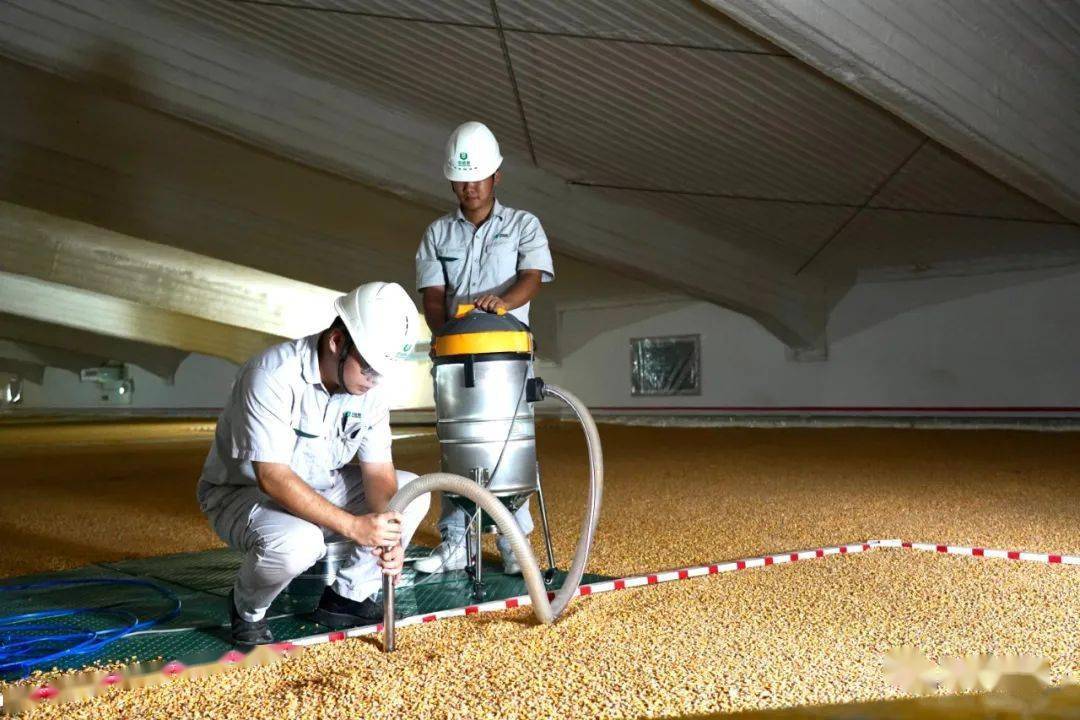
[197,282,428,646]
[414,121,555,575]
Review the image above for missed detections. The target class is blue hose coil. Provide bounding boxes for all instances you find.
[0,578,181,676]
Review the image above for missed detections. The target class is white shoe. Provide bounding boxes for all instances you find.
[413,540,467,574]
[498,542,522,575]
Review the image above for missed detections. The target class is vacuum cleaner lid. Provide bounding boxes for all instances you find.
[433,304,533,357]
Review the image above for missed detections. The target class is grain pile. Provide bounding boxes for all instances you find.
[0,421,224,577]
[2,422,1078,717]
[0,422,434,577]
[528,424,1080,576]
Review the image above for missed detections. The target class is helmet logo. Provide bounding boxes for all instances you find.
[398,315,414,356]
[444,122,501,180]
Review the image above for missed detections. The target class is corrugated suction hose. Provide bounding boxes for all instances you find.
[382,384,602,651]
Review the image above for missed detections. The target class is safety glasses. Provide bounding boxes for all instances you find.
[354,347,382,383]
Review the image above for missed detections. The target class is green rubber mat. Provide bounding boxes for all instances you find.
[0,547,610,680]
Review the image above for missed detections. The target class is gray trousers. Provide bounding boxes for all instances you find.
[205,467,429,622]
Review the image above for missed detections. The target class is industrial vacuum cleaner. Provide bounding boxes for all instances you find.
[381,306,603,651]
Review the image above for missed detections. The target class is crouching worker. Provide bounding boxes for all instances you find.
[196,281,428,646]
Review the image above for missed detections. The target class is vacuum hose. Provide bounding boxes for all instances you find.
[382,383,603,651]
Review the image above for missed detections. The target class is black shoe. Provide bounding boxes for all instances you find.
[228,590,274,647]
[313,586,387,630]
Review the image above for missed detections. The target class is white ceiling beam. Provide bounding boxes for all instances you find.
[0,313,188,380]
[0,271,278,364]
[0,201,344,340]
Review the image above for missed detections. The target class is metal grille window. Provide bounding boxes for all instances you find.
[630,335,701,396]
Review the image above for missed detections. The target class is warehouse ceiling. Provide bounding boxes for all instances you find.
[708,0,1080,224]
[0,0,1078,380]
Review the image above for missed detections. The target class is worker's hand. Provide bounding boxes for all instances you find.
[371,544,405,584]
[349,511,403,547]
[473,295,508,313]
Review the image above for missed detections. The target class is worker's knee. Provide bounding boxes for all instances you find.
[395,469,430,519]
[257,522,325,577]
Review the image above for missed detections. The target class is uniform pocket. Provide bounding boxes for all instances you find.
[332,417,367,467]
[437,246,467,290]
[482,238,518,288]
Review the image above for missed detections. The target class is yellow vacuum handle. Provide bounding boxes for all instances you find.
[455,303,506,318]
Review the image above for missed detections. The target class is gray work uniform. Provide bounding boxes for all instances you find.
[415,199,554,325]
[415,200,554,548]
[197,334,429,622]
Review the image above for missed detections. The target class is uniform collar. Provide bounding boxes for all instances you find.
[455,198,504,224]
[300,333,324,387]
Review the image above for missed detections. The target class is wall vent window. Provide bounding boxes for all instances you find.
[630,335,701,396]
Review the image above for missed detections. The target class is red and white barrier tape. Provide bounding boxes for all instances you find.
[876,538,1080,565]
[290,538,1078,648]
[4,538,1076,713]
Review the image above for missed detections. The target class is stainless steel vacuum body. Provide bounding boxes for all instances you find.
[433,309,539,527]
[431,308,556,597]
[434,355,536,528]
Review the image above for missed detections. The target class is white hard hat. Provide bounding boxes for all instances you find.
[333,281,419,377]
[444,121,502,181]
